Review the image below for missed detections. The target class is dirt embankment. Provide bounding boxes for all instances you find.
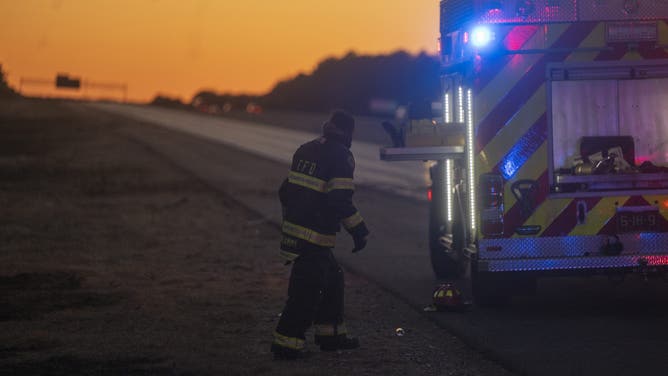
[0,99,510,376]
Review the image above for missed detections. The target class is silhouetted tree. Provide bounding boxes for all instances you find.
[0,65,18,98]
[187,51,441,115]
[262,50,441,114]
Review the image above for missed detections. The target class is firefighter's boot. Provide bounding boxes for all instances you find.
[270,343,311,360]
[316,335,360,352]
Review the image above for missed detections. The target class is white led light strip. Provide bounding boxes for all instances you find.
[466,89,476,232]
[444,93,451,123]
[446,159,453,222]
[457,86,464,123]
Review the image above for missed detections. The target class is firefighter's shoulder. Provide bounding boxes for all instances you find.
[325,142,355,172]
[295,138,323,156]
[321,138,349,156]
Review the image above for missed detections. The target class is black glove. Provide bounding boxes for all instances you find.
[352,235,368,253]
[349,221,369,253]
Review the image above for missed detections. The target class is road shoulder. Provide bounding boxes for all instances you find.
[0,99,510,376]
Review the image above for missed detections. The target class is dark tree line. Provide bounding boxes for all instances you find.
[183,50,441,115]
[263,51,441,114]
[0,65,18,98]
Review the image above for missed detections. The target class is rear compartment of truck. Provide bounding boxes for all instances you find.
[478,60,668,275]
[381,2,668,301]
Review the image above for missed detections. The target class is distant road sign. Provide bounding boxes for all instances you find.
[55,74,81,89]
[20,73,126,101]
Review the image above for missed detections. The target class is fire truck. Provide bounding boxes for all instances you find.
[381,0,668,302]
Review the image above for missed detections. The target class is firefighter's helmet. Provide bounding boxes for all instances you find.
[323,110,355,148]
[432,283,463,311]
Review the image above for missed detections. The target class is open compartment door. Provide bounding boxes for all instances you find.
[549,61,668,193]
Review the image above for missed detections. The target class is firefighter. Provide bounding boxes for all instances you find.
[271,110,370,360]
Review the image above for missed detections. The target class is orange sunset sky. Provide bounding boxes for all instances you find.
[0,0,439,102]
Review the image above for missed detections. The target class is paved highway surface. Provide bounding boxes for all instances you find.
[87,103,668,376]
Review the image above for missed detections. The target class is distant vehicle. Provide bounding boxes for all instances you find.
[195,103,221,114]
[246,102,263,114]
[382,0,668,304]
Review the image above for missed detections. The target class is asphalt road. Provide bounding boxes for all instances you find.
[86,103,668,376]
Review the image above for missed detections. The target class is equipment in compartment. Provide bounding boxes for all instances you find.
[580,136,635,169]
[562,136,636,175]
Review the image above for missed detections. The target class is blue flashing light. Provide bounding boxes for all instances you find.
[499,121,547,180]
[502,159,520,180]
[471,26,493,48]
[500,141,533,180]
[639,232,653,240]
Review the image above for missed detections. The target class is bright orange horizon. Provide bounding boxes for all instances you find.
[0,1,439,102]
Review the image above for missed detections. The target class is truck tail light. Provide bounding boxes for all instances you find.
[480,173,504,236]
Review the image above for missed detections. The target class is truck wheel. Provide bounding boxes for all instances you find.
[429,219,466,279]
[428,161,467,280]
[429,241,459,279]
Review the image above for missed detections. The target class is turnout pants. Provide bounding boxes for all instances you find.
[273,248,347,350]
